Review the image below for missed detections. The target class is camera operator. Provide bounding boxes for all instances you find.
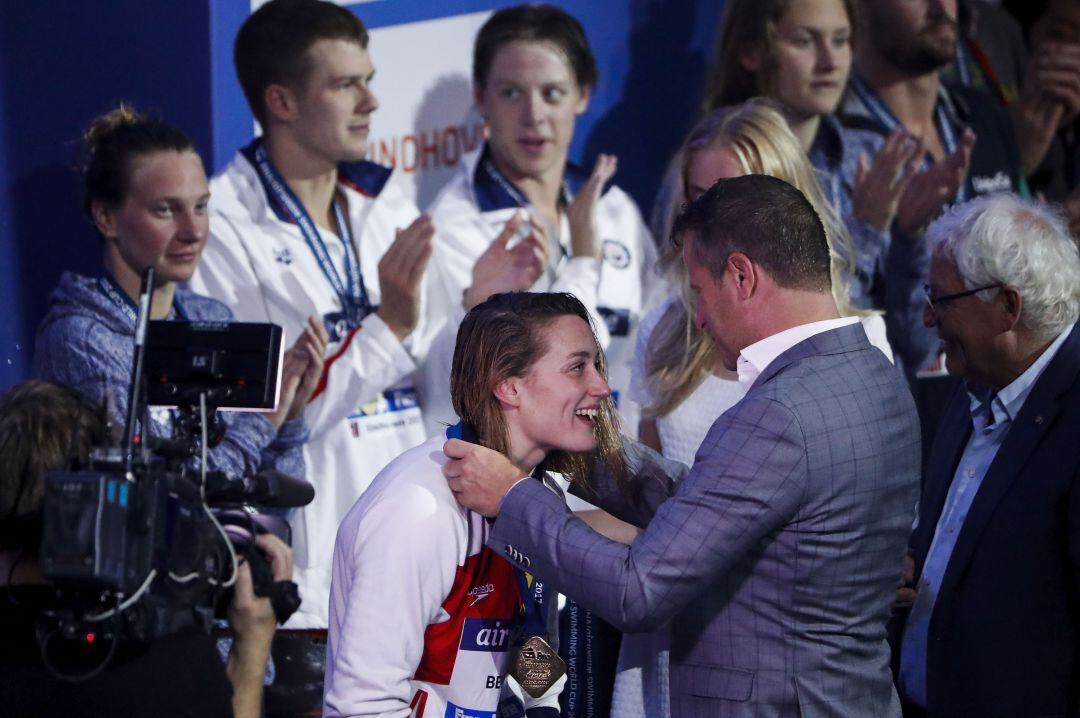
[33,104,328,481]
[0,380,294,718]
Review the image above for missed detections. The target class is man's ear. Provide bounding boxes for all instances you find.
[91,200,117,240]
[728,252,757,300]
[575,84,592,115]
[493,377,522,409]
[997,286,1024,332]
[264,83,299,124]
[474,83,488,121]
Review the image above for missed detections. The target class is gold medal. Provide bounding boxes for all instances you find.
[510,635,566,698]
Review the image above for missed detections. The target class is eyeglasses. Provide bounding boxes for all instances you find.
[923,282,1003,314]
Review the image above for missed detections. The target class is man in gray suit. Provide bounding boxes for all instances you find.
[445,175,921,717]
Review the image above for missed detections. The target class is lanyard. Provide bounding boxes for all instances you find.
[252,143,370,327]
[482,156,530,208]
[98,275,186,323]
[480,154,577,209]
[446,421,553,636]
[849,76,967,203]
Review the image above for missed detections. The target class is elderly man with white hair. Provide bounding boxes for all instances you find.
[895,192,1080,718]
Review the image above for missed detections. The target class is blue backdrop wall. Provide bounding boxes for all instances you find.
[0,0,724,391]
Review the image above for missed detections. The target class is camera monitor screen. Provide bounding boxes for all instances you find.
[144,321,284,411]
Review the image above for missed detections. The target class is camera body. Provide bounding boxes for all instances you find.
[36,296,306,655]
[40,462,232,640]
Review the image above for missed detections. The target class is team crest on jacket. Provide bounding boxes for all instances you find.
[602,239,631,269]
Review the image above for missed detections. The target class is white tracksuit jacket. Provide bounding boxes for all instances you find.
[190,141,439,628]
[324,434,563,718]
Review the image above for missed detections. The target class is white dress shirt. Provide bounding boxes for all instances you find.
[736,317,861,390]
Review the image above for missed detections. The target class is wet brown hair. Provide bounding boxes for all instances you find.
[450,292,624,486]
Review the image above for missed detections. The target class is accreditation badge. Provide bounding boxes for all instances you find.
[510,635,566,698]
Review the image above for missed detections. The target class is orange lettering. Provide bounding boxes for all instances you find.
[419,129,440,170]
[401,134,418,173]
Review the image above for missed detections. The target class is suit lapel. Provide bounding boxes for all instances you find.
[938,326,1080,597]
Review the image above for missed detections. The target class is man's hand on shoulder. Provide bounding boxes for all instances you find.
[443,438,525,517]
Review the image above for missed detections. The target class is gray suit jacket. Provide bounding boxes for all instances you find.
[490,323,921,717]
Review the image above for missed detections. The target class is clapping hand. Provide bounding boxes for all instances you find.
[895,128,975,235]
[464,210,550,310]
[266,315,329,427]
[1011,42,1080,176]
[285,315,328,419]
[567,154,617,260]
[376,213,436,340]
[853,129,923,231]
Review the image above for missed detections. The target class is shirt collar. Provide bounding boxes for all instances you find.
[966,322,1076,426]
[846,73,960,132]
[239,137,392,224]
[736,317,860,390]
[470,142,594,213]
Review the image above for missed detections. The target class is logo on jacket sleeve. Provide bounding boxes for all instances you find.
[601,239,631,269]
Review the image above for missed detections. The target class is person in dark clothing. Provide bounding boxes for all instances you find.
[0,380,294,718]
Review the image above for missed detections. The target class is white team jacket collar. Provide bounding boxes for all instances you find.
[238,137,395,224]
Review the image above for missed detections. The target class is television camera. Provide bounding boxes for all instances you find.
[36,267,312,679]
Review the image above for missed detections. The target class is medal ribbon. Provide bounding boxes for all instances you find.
[445,421,553,637]
[251,142,371,327]
[513,568,552,638]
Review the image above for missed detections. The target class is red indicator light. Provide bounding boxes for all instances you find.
[85,633,96,644]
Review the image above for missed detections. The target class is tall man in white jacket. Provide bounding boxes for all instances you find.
[189,1,439,712]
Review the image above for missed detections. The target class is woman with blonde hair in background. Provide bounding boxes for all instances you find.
[651,0,947,375]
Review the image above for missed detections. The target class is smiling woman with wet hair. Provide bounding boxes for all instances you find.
[450,291,624,479]
[324,291,625,718]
